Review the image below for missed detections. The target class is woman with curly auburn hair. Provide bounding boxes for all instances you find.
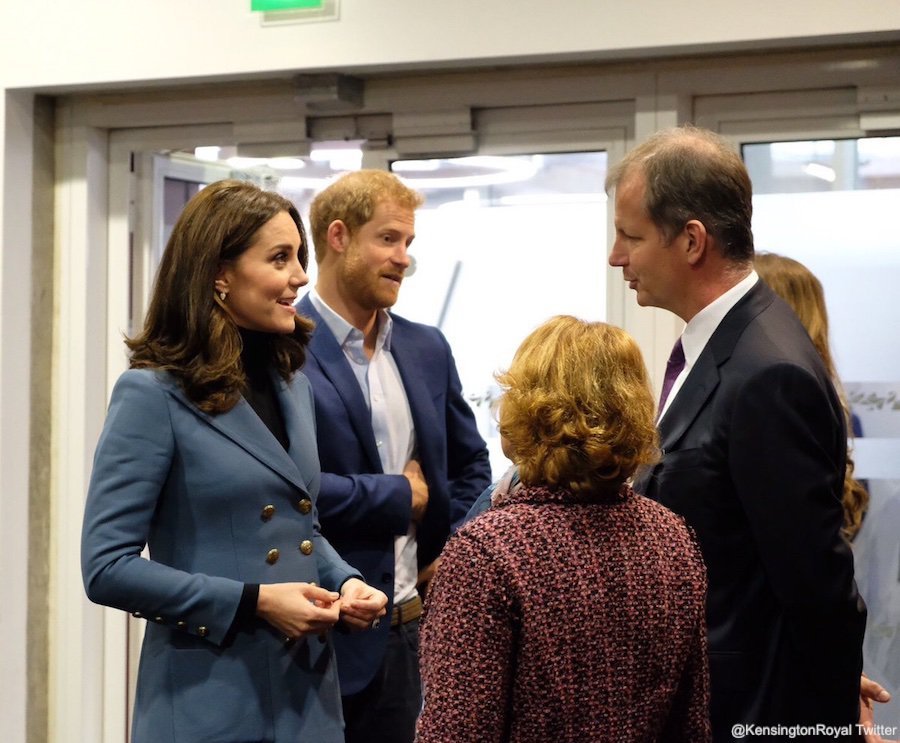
[495,315,659,497]
[81,180,386,743]
[416,316,711,743]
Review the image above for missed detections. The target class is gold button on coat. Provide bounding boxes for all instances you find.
[299,540,313,555]
[197,626,209,638]
[298,498,312,515]
[261,504,276,520]
[266,548,280,564]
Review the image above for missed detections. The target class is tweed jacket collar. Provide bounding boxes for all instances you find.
[497,483,632,508]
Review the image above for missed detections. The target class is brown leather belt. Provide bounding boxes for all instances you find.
[390,595,422,627]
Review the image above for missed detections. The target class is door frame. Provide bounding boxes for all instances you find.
[49,45,900,739]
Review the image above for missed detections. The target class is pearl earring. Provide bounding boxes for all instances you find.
[218,289,227,301]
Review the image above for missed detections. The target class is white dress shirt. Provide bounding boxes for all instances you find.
[309,289,419,605]
[658,271,759,421]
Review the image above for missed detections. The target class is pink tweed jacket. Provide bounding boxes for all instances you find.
[416,484,710,743]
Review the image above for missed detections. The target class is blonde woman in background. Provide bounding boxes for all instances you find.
[755,252,896,742]
[754,251,868,541]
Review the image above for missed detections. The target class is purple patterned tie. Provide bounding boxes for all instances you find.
[658,337,685,417]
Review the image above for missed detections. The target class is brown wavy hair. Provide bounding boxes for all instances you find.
[755,252,869,540]
[127,179,314,414]
[497,316,659,497]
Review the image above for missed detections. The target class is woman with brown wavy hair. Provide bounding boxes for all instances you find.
[416,316,710,743]
[755,252,869,541]
[81,179,386,743]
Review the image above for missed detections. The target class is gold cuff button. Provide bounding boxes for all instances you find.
[299,540,313,556]
[266,548,280,564]
[298,498,312,515]
[261,504,276,520]
[197,626,209,638]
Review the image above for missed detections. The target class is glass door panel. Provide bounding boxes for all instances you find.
[146,147,609,478]
[391,152,608,476]
[151,142,366,293]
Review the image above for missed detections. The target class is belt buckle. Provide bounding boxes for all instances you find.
[390,595,422,627]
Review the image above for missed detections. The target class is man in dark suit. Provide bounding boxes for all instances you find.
[607,126,867,741]
[297,169,492,743]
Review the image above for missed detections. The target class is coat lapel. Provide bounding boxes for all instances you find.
[299,296,382,472]
[273,372,320,494]
[163,377,311,494]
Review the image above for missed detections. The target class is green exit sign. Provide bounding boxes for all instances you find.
[252,0,323,10]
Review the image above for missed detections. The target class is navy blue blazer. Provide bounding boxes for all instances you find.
[81,368,360,743]
[297,294,492,695]
[635,281,866,739]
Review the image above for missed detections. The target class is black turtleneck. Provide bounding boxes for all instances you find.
[239,328,289,452]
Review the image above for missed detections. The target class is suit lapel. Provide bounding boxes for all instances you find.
[391,325,440,470]
[391,324,451,562]
[658,353,720,452]
[658,281,775,452]
[164,380,311,493]
[299,296,382,471]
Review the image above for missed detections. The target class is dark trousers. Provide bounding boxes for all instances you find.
[342,618,422,743]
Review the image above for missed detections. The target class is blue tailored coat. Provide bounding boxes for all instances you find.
[81,368,360,743]
[296,295,492,696]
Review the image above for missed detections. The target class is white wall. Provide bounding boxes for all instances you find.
[2,0,900,92]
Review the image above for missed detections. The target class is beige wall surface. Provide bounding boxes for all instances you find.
[2,0,900,91]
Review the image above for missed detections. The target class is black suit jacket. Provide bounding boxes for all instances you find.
[635,281,866,741]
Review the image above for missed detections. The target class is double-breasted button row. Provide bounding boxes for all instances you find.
[261,499,312,520]
[261,497,314,562]
[131,612,206,638]
[265,541,313,562]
